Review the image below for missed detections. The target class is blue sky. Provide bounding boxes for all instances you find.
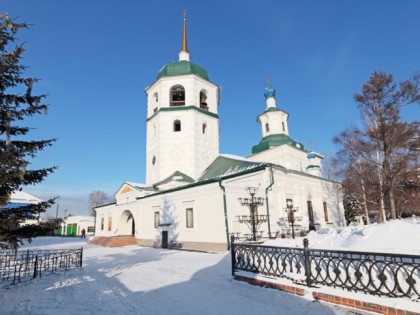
[4,0,420,217]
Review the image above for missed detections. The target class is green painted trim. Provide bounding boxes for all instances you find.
[257,107,290,120]
[146,105,219,122]
[306,165,321,169]
[264,107,281,113]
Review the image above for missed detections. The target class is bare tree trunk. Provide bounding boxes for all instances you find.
[377,162,387,223]
[360,177,369,224]
[389,188,397,219]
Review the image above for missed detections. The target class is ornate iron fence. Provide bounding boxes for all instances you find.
[0,248,83,286]
[231,236,420,299]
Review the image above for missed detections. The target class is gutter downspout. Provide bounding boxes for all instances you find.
[265,165,274,238]
[219,178,231,250]
[93,209,96,237]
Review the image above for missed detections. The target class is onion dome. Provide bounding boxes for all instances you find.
[264,84,276,99]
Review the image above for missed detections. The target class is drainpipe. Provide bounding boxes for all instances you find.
[218,178,231,250]
[265,165,274,238]
[93,207,96,237]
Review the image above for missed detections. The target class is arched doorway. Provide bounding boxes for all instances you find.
[119,210,136,236]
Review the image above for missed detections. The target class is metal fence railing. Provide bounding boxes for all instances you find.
[231,236,420,299]
[0,248,83,286]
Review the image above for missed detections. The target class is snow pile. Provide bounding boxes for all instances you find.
[265,217,420,255]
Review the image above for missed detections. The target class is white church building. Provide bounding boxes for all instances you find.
[94,13,346,252]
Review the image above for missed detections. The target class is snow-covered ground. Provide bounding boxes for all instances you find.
[266,216,420,255]
[1,219,419,314]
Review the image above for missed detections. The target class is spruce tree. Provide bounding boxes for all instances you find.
[0,13,58,250]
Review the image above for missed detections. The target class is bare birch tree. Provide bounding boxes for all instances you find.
[88,190,113,216]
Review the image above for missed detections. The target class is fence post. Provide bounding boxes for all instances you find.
[80,247,83,267]
[33,255,38,279]
[26,249,30,271]
[230,235,235,277]
[303,238,311,287]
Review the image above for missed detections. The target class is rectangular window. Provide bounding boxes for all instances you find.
[87,226,95,233]
[186,208,193,228]
[154,211,160,228]
[307,200,314,223]
[108,217,112,231]
[101,218,104,231]
[323,202,329,222]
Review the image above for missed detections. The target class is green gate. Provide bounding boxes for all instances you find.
[66,223,77,237]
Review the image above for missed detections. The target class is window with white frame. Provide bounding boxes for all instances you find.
[154,211,160,228]
[186,208,193,228]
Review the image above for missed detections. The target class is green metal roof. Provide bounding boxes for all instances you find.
[251,134,305,154]
[199,155,264,181]
[157,61,209,80]
[264,107,281,113]
[146,105,219,122]
[153,171,194,188]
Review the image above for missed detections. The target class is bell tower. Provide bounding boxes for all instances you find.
[144,11,220,186]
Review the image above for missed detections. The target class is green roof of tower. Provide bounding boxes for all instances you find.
[251,134,305,154]
[157,61,209,80]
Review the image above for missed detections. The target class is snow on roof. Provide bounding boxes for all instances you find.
[10,191,42,203]
[64,215,94,223]
[219,153,250,162]
[125,182,148,189]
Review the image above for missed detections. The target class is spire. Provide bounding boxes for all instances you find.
[179,9,190,61]
[182,9,188,53]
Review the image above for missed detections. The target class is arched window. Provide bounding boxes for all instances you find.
[202,123,207,134]
[170,85,185,107]
[265,123,270,132]
[174,119,181,132]
[152,92,159,112]
[199,90,208,110]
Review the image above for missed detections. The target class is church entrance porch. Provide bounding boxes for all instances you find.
[119,210,136,236]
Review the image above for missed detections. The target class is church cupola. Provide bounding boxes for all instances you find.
[257,79,289,138]
[251,80,304,154]
[264,80,276,109]
[306,151,323,177]
[144,10,220,186]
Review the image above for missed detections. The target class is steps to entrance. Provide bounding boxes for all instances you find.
[88,236,138,247]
